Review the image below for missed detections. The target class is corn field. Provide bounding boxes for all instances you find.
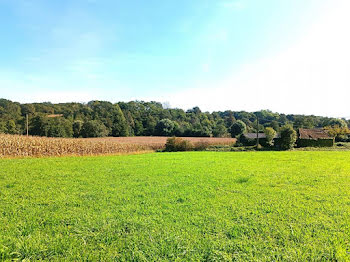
[0,134,236,158]
[0,134,162,158]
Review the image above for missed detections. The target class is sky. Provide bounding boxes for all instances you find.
[0,0,349,117]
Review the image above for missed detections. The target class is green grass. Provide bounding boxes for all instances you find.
[1,152,350,261]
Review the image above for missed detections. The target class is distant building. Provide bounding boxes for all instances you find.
[243,133,269,140]
[242,133,279,146]
[297,128,334,147]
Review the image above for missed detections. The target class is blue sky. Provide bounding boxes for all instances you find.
[0,0,349,117]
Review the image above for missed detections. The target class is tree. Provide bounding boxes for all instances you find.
[6,120,17,134]
[213,122,228,137]
[111,104,129,137]
[280,125,297,150]
[73,120,84,138]
[155,119,176,136]
[0,121,6,133]
[230,120,246,138]
[29,116,73,137]
[264,127,277,146]
[328,119,348,128]
[325,126,350,142]
[81,120,109,138]
[21,104,36,116]
[46,118,73,138]
[0,98,345,139]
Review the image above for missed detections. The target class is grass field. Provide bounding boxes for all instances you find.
[1,152,350,261]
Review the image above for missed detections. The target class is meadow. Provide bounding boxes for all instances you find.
[1,151,350,261]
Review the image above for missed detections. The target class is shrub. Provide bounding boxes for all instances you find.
[264,127,277,147]
[194,140,210,151]
[165,137,194,152]
[256,144,263,150]
[237,134,255,147]
[280,125,297,150]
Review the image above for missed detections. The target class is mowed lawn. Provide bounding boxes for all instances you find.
[1,152,350,261]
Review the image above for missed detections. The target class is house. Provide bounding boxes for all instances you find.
[297,128,334,147]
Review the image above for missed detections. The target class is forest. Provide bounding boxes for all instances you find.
[0,98,348,138]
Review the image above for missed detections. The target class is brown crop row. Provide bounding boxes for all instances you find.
[0,135,236,158]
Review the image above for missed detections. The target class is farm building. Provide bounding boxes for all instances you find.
[297,128,334,147]
[242,133,279,146]
[244,133,268,139]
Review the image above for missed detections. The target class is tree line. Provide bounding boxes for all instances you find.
[0,98,348,138]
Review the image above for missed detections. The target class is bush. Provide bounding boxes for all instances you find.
[194,140,210,151]
[256,144,263,150]
[237,134,255,147]
[165,137,194,152]
[280,125,297,150]
[264,127,277,147]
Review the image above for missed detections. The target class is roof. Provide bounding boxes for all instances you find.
[244,133,280,139]
[244,133,266,139]
[298,128,333,140]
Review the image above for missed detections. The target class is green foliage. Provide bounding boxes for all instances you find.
[165,137,194,151]
[280,125,297,150]
[72,120,84,138]
[237,134,255,147]
[212,121,229,137]
[30,116,73,138]
[20,104,36,116]
[6,120,17,134]
[155,119,176,136]
[328,118,348,128]
[0,121,6,133]
[1,152,350,260]
[47,118,73,138]
[0,98,348,139]
[111,104,129,137]
[264,127,277,146]
[230,120,246,138]
[81,120,109,138]
[324,125,350,142]
[270,120,280,132]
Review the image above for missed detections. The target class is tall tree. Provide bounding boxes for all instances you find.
[230,120,246,138]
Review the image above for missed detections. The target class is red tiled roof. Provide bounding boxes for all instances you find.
[298,128,332,140]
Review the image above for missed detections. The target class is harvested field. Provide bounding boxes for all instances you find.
[0,134,236,158]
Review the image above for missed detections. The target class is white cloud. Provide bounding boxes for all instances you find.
[156,0,350,117]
